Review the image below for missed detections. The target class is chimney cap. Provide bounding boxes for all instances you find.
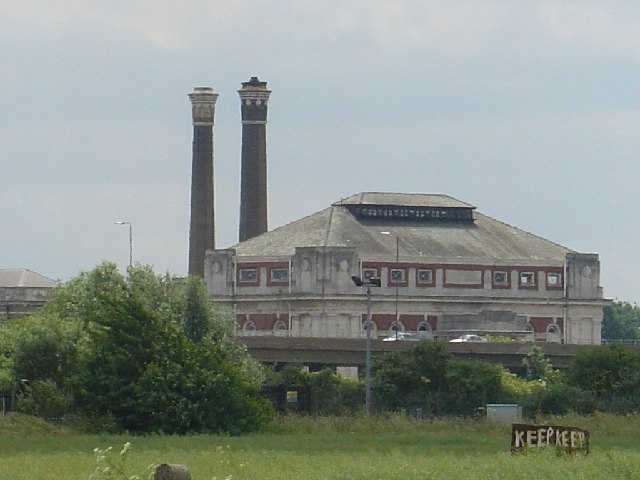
[241,76,268,90]
[188,86,218,100]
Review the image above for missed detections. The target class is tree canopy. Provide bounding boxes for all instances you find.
[2,262,273,434]
[602,300,640,341]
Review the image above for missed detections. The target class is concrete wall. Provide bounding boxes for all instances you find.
[205,248,606,345]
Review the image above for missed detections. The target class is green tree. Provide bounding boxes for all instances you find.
[182,275,211,344]
[372,342,505,416]
[39,262,272,433]
[522,345,552,381]
[11,315,79,387]
[565,345,640,412]
[442,359,504,415]
[602,301,640,341]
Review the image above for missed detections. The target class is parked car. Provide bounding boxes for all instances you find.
[449,334,487,343]
[383,332,429,342]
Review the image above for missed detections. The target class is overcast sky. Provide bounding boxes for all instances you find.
[2,1,639,303]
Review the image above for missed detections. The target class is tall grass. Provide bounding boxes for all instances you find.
[1,413,640,479]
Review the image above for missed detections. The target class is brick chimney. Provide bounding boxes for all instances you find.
[238,77,271,242]
[188,87,218,277]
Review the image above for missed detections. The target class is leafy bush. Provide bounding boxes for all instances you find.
[10,262,273,434]
[264,366,364,416]
[523,345,552,380]
[15,379,72,420]
[372,342,505,417]
[565,345,640,413]
[308,369,363,416]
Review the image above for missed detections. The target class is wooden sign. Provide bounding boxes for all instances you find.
[511,423,589,454]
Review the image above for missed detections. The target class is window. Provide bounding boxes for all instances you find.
[493,271,508,286]
[274,321,288,336]
[389,268,406,284]
[417,322,431,332]
[244,321,256,332]
[363,268,379,282]
[239,268,258,282]
[547,272,562,287]
[547,324,560,334]
[362,320,376,333]
[270,268,289,282]
[416,269,434,285]
[520,272,536,286]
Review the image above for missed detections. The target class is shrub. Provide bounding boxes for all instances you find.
[15,380,72,420]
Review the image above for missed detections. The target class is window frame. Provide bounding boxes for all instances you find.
[492,270,510,289]
[362,268,380,282]
[519,271,537,288]
[389,267,408,287]
[546,272,563,290]
[237,267,259,286]
[416,268,435,287]
[268,267,289,285]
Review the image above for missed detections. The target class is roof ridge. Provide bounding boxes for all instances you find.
[323,205,335,248]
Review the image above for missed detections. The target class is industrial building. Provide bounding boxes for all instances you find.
[204,192,605,344]
[188,79,605,344]
[0,269,58,320]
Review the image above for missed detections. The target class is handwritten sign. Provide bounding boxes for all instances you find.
[511,423,589,454]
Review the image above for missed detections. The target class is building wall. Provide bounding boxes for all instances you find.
[205,247,605,345]
[0,287,53,320]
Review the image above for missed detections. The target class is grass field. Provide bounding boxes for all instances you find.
[1,413,639,479]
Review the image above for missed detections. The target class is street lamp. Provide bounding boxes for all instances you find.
[115,221,133,269]
[352,274,381,416]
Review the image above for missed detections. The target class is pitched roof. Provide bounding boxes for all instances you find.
[232,192,573,263]
[0,269,58,288]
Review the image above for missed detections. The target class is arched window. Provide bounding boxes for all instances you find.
[274,320,288,336]
[546,324,561,344]
[417,321,432,332]
[390,321,404,334]
[244,321,257,335]
[362,320,377,337]
[547,324,560,334]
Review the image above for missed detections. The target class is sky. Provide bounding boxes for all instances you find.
[1,1,639,304]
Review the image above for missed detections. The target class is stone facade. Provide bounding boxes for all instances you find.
[0,269,58,320]
[205,193,606,345]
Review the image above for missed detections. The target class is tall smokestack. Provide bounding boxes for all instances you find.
[188,87,218,277]
[238,76,271,242]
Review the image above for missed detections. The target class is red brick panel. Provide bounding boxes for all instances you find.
[249,314,279,330]
[400,314,425,331]
[529,317,554,334]
[371,314,396,330]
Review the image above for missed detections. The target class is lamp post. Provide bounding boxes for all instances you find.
[352,274,381,416]
[394,235,399,340]
[115,221,133,269]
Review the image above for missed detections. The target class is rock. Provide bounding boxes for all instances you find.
[153,463,191,480]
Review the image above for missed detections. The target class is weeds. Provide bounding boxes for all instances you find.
[89,442,152,480]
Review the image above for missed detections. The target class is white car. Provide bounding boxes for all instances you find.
[383,332,429,342]
[449,334,487,343]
